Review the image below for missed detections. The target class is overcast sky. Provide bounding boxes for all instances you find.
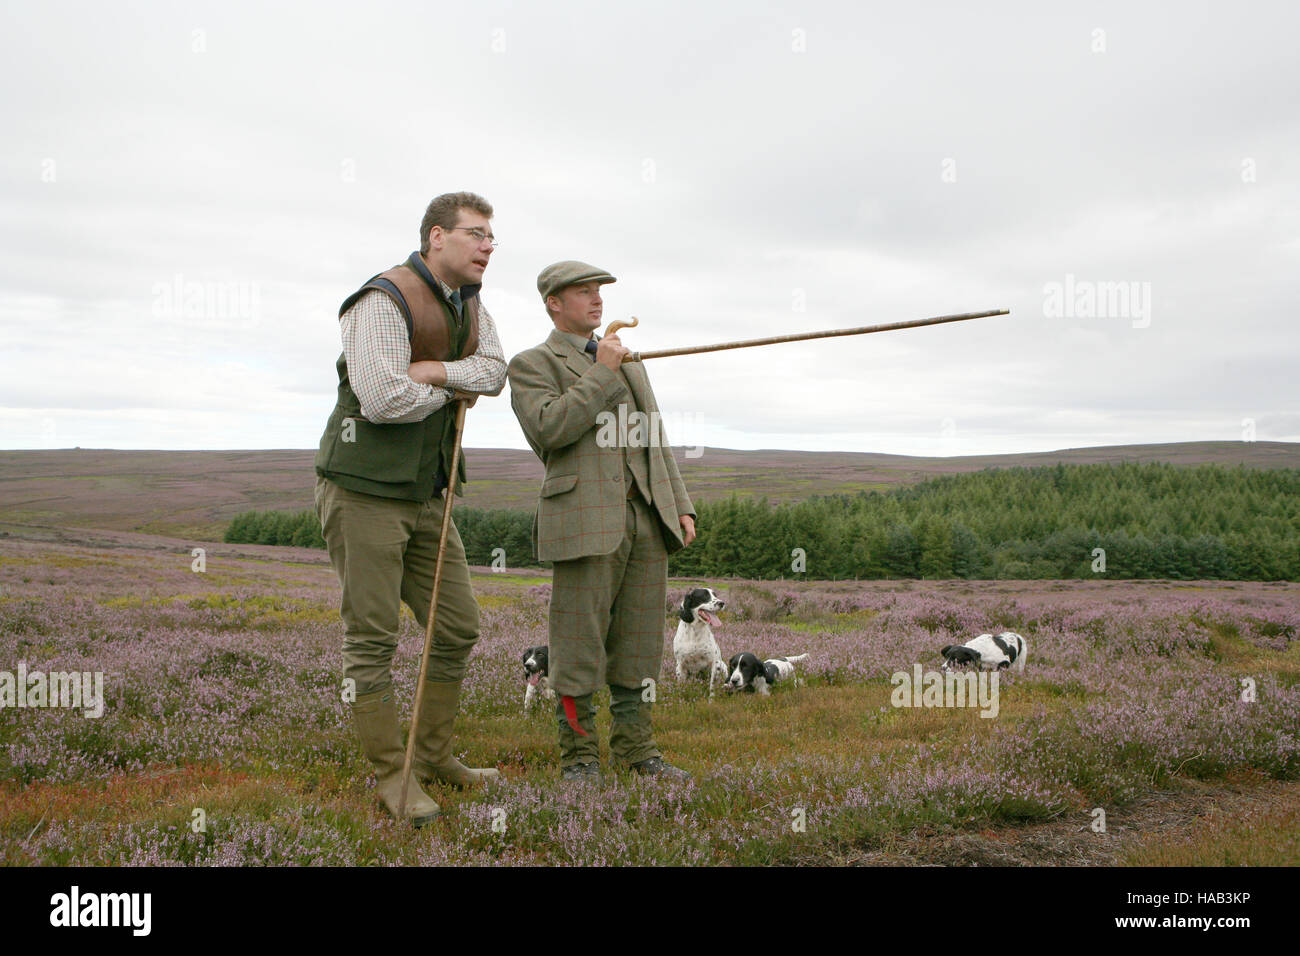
[2,0,1297,457]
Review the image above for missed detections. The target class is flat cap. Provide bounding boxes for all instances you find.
[536,260,617,300]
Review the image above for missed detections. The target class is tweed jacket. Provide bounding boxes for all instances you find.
[509,328,694,562]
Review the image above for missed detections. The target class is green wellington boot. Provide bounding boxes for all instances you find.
[411,679,500,788]
[351,689,441,826]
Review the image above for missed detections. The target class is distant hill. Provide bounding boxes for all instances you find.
[1,442,1297,542]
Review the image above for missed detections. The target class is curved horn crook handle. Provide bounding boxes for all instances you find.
[603,316,639,337]
[603,316,642,363]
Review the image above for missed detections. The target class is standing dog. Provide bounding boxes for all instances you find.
[724,652,808,695]
[521,645,555,713]
[940,632,1028,672]
[672,587,729,697]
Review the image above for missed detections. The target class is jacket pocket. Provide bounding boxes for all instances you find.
[540,473,578,498]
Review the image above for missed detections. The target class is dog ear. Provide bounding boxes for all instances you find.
[940,645,954,656]
[680,589,704,623]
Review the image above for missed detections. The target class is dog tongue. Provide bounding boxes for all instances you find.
[528,674,540,686]
[701,610,718,626]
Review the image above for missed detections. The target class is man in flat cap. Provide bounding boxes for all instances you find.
[508,260,696,781]
[313,191,505,825]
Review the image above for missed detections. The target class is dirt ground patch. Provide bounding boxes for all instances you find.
[812,772,1299,865]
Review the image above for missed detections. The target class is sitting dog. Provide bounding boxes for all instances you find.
[941,632,1028,672]
[673,587,729,696]
[521,645,555,713]
[724,652,808,695]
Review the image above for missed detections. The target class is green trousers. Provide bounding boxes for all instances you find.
[548,496,669,697]
[549,496,668,767]
[315,476,480,696]
[555,686,661,768]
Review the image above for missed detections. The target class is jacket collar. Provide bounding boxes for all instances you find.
[545,327,649,409]
[546,327,597,378]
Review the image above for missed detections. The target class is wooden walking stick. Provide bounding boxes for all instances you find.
[603,309,1010,361]
[398,399,469,819]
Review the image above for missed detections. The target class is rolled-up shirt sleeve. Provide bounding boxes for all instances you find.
[442,300,507,396]
[341,291,451,424]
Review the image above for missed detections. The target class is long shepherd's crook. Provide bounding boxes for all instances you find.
[603,309,1010,362]
[399,399,469,819]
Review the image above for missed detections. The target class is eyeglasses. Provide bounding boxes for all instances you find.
[448,226,498,249]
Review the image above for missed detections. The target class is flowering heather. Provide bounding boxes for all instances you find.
[2,539,1298,866]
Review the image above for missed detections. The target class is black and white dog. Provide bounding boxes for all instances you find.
[940,632,1028,673]
[724,652,809,695]
[673,587,729,696]
[521,645,554,713]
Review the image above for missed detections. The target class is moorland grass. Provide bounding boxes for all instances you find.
[2,542,1298,865]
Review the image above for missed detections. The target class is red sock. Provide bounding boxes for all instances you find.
[561,695,590,736]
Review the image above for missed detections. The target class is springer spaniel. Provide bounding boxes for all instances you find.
[521,645,555,713]
[940,632,1028,672]
[672,587,729,696]
[724,652,808,695]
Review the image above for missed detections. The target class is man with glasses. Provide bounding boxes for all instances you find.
[314,191,506,826]
[508,261,697,782]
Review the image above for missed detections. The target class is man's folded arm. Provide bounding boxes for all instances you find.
[344,291,451,423]
[443,301,507,396]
